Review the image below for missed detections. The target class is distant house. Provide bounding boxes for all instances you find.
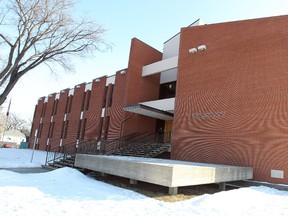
[0,130,26,148]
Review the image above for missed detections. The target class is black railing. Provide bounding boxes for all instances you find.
[45,131,172,167]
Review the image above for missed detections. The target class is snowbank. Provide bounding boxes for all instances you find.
[0,149,288,215]
[0,148,46,168]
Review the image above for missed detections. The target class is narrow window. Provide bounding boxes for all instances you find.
[81,118,87,140]
[50,122,55,138]
[104,116,110,140]
[65,97,69,114]
[47,122,52,139]
[77,120,82,140]
[108,85,114,107]
[41,103,47,117]
[102,86,108,108]
[68,96,73,113]
[98,117,104,140]
[85,90,91,111]
[81,92,86,111]
[60,121,65,139]
[64,121,69,139]
[38,123,43,138]
[53,99,59,115]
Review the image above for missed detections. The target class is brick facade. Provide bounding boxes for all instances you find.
[173,15,288,184]
[29,15,288,184]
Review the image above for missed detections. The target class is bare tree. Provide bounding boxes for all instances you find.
[4,113,31,136]
[0,0,109,105]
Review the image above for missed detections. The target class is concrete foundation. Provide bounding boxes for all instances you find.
[74,155,253,195]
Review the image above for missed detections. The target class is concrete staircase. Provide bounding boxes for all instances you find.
[43,155,76,170]
[111,143,171,158]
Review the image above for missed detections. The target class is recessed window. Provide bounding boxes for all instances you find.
[159,81,176,99]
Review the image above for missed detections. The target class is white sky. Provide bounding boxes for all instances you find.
[1,149,288,215]
[2,0,288,120]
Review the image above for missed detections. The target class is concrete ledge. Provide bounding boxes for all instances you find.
[74,155,253,194]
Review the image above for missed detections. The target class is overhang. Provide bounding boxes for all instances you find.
[123,98,175,120]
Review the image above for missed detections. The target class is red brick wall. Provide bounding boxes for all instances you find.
[105,72,127,140]
[173,15,288,184]
[83,77,107,140]
[122,38,163,136]
[29,97,45,149]
[49,89,69,149]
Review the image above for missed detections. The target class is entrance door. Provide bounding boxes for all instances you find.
[164,120,173,143]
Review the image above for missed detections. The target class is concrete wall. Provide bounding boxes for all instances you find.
[75,154,253,188]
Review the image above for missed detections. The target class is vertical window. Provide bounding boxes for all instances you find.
[60,121,65,139]
[81,118,87,140]
[41,103,47,117]
[104,116,110,140]
[65,96,73,114]
[85,90,91,111]
[38,123,43,138]
[98,117,104,140]
[64,120,69,139]
[68,96,73,113]
[108,85,114,107]
[53,99,59,115]
[65,97,69,114]
[47,122,52,139]
[102,86,108,108]
[77,120,82,140]
[50,122,55,138]
[81,92,86,111]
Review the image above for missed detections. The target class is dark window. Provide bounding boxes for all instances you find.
[102,86,108,108]
[50,122,55,138]
[65,97,69,114]
[38,123,43,138]
[77,120,82,140]
[159,81,176,99]
[108,85,114,107]
[65,96,73,113]
[41,103,47,117]
[60,121,65,139]
[47,122,52,139]
[85,90,91,111]
[81,118,87,140]
[104,116,110,140]
[64,121,69,139]
[53,99,59,115]
[81,92,86,111]
[98,117,104,140]
[68,96,73,113]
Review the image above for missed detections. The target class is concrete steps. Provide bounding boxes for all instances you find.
[46,155,75,169]
[111,143,171,158]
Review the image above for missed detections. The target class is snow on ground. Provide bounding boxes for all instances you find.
[1,149,288,215]
[0,148,46,168]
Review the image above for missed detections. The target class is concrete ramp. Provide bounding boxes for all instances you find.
[74,154,253,195]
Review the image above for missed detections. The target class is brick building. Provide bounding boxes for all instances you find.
[29,15,288,184]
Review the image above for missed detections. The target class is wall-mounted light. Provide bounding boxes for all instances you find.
[120,70,126,74]
[95,78,101,82]
[198,45,206,51]
[189,47,197,54]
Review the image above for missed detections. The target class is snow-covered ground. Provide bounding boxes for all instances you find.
[1,149,288,215]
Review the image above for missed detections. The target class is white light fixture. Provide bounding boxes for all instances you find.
[95,78,101,82]
[120,70,126,74]
[198,45,206,51]
[189,48,197,54]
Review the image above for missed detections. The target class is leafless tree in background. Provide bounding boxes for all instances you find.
[0,0,109,106]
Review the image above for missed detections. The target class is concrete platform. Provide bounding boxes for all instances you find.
[74,154,253,195]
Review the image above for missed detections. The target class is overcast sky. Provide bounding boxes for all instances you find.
[3,0,288,120]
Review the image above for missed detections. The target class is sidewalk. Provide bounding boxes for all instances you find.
[0,167,49,174]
